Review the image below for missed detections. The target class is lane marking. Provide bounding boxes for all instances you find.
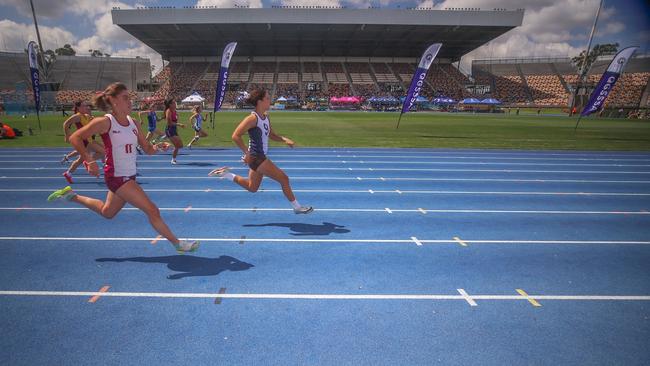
[0,290,648,302]
[396,190,402,194]
[385,208,392,214]
[184,205,192,213]
[6,207,649,215]
[453,237,468,247]
[88,286,110,303]
[215,288,227,304]
[3,177,650,184]
[411,236,423,246]
[516,289,542,307]
[6,159,650,166]
[2,236,650,245]
[457,289,478,306]
[369,189,374,194]
[3,166,650,174]
[150,235,163,245]
[3,188,650,196]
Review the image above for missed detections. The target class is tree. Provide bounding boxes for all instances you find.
[55,44,76,56]
[572,43,619,78]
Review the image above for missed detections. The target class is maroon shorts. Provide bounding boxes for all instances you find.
[105,175,136,193]
[248,154,267,171]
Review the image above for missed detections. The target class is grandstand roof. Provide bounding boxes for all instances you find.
[112,7,523,60]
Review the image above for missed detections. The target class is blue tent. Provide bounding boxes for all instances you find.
[461,98,481,104]
[480,98,501,104]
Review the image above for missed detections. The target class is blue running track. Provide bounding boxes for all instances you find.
[0,147,649,365]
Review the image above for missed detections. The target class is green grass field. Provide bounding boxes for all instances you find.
[1,111,649,151]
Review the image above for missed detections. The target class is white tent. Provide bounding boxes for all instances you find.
[182,92,205,104]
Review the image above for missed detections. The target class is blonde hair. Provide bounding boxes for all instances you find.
[93,82,128,111]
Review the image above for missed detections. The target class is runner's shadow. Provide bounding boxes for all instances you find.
[243,222,350,236]
[96,255,254,280]
[180,162,215,167]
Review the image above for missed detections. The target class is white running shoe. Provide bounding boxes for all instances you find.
[293,206,314,214]
[208,166,231,177]
[174,240,199,254]
[171,159,177,165]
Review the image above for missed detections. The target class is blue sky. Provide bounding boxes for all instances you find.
[0,0,647,73]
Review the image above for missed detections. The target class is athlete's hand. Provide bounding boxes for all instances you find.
[155,142,170,152]
[283,137,295,148]
[242,152,253,165]
[83,160,100,177]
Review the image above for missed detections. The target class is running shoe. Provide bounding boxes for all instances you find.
[293,206,314,214]
[208,166,230,177]
[174,240,199,254]
[60,154,69,165]
[63,171,73,184]
[47,186,76,202]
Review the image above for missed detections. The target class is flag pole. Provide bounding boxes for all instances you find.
[574,0,603,131]
[395,112,404,129]
[573,114,584,132]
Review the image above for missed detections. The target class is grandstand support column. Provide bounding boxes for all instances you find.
[386,63,407,90]
[341,62,355,95]
[551,63,570,93]
[322,65,329,93]
[516,64,534,103]
[272,61,279,98]
[96,59,106,91]
[367,62,381,93]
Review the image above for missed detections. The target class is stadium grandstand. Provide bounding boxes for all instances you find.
[111,6,527,108]
[1,6,648,112]
[0,51,151,111]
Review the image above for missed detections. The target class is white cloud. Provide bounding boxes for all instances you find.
[0,19,77,51]
[196,0,263,7]
[416,0,626,72]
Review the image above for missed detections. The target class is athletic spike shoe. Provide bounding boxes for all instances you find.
[63,171,74,184]
[47,186,76,202]
[174,240,199,254]
[208,166,230,177]
[293,206,314,214]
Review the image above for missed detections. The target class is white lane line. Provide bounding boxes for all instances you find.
[3,167,650,174]
[396,190,403,194]
[3,207,650,215]
[0,290,648,302]
[3,151,649,159]
[11,188,643,197]
[2,236,650,245]
[516,289,542,307]
[453,237,469,247]
[385,208,393,214]
[457,289,478,306]
[3,176,650,184]
[410,236,423,246]
[8,159,650,167]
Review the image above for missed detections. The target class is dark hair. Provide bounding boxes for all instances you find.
[73,100,83,114]
[93,82,128,111]
[163,98,175,113]
[246,88,267,106]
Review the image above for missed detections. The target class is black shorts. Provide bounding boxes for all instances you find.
[165,125,178,138]
[248,154,267,171]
